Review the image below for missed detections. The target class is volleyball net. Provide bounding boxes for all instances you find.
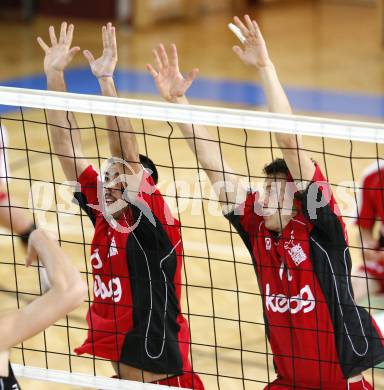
[0,86,383,389]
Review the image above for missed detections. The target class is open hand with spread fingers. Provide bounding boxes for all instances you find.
[83,22,117,79]
[37,22,80,76]
[147,43,199,103]
[231,15,271,69]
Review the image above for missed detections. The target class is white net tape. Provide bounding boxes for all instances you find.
[12,364,187,389]
[0,86,383,143]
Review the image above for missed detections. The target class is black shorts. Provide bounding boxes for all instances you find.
[0,363,21,389]
[379,233,384,248]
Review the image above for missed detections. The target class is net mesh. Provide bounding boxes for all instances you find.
[0,86,383,389]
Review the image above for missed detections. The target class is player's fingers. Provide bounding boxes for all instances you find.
[232,45,244,58]
[25,255,32,267]
[106,22,112,47]
[59,21,67,44]
[170,43,179,68]
[244,15,256,34]
[25,245,37,267]
[66,23,75,46]
[111,25,117,54]
[37,37,49,52]
[186,68,199,83]
[102,25,107,48]
[146,63,158,78]
[252,20,263,39]
[233,16,250,39]
[152,49,163,70]
[158,43,169,68]
[39,266,51,293]
[83,49,95,64]
[68,46,80,62]
[49,25,57,45]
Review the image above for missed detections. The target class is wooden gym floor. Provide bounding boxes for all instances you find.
[0,1,384,389]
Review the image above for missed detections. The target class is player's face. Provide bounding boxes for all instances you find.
[262,175,295,232]
[103,164,126,218]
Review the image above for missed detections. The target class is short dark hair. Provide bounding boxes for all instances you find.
[139,154,159,185]
[263,158,289,177]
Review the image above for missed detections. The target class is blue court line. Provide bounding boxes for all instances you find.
[1,67,384,119]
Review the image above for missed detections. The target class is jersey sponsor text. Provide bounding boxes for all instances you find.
[93,275,122,302]
[265,283,315,314]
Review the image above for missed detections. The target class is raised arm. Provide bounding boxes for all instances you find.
[0,229,87,350]
[83,23,141,176]
[232,15,315,184]
[37,22,89,182]
[147,44,245,209]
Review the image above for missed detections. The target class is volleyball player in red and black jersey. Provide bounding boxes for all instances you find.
[352,162,384,304]
[38,22,204,388]
[147,15,384,389]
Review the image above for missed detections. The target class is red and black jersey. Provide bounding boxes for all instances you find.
[73,165,191,376]
[356,162,384,234]
[225,165,384,388]
[0,363,21,390]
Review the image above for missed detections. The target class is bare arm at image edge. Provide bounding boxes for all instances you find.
[0,229,87,351]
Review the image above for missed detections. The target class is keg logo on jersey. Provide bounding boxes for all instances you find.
[265,283,315,314]
[94,275,122,302]
[265,237,272,251]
